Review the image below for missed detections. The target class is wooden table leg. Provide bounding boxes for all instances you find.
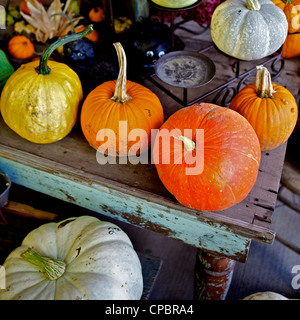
[194,250,236,300]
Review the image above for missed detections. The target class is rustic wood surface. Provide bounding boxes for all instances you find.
[0,22,297,262]
[0,9,299,300]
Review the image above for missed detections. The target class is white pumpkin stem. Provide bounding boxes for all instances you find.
[255,65,276,99]
[111,42,132,103]
[21,248,66,281]
[246,0,261,10]
[173,135,195,152]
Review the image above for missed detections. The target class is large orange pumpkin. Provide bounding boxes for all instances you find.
[272,0,300,58]
[230,65,298,151]
[80,42,164,156]
[153,103,261,212]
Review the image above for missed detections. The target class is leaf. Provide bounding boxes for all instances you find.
[20,0,83,43]
[48,0,62,32]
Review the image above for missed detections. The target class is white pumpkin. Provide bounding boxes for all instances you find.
[210,0,288,60]
[0,216,143,300]
[243,291,289,300]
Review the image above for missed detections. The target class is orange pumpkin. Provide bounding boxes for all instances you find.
[75,25,99,42]
[153,103,261,212]
[272,0,300,58]
[230,65,298,151]
[88,7,105,22]
[8,36,35,60]
[80,42,164,156]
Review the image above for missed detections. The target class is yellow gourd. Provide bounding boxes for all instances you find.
[0,26,93,144]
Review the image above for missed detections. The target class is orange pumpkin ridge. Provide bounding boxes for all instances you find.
[230,66,298,151]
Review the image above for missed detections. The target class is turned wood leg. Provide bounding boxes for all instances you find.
[194,250,236,300]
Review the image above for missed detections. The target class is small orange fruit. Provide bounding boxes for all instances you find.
[8,36,35,60]
[88,7,105,22]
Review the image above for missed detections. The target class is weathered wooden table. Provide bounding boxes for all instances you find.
[0,33,298,299]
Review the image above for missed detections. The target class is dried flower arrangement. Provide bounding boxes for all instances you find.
[20,0,82,43]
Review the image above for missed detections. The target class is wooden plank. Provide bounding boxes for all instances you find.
[0,142,276,243]
[247,145,287,228]
[0,155,253,261]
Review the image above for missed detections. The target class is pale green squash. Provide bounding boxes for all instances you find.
[210,0,288,60]
[0,216,143,300]
[151,0,198,8]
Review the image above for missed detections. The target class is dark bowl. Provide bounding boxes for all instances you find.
[0,169,11,208]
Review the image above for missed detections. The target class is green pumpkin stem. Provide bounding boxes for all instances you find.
[246,0,261,10]
[111,42,132,103]
[281,0,293,3]
[21,248,66,281]
[255,65,276,99]
[36,24,93,75]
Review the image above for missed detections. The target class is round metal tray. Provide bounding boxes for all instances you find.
[154,50,216,88]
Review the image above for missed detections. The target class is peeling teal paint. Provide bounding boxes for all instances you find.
[0,157,251,261]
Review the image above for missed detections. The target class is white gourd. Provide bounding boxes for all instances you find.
[210,0,288,60]
[0,216,143,300]
[243,291,289,300]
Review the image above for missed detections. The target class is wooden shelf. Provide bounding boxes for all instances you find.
[0,33,296,263]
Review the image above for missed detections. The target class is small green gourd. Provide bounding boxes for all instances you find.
[0,50,14,93]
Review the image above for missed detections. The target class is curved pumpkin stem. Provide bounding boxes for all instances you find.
[173,135,195,152]
[21,248,66,281]
[246,0,261,10]
[255,65,276,99]
[111,42,132,103]
[36,24,93,75]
